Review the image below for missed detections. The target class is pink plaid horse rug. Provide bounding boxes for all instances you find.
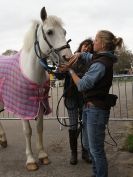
[0,52,51,119]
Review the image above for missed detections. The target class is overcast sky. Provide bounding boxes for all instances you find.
[0,0,133,54]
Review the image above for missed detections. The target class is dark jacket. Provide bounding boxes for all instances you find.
[83,52,117,109]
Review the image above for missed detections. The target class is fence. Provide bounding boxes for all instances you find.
[1,75,133,122]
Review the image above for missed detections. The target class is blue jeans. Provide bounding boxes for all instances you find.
[82,106,110,177]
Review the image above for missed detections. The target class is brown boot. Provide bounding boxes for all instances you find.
[69,129,78,165]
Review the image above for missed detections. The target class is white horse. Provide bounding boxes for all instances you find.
[0,7,72,171]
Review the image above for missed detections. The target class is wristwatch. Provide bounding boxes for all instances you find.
[69,69,74,75]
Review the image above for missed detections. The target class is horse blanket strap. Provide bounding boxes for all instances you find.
[0,52,51,119]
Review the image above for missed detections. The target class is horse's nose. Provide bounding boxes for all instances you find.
[62,55,70,61]
[62,55,66,59]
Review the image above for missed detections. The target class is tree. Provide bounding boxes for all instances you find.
[113,46,133,74]
[2,49,18,56]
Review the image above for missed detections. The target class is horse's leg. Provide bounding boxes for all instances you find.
[36,112,51,165]
[0,121,7,148]
[22,120,38,171]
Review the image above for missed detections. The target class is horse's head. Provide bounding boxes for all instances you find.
[35,7,72,67]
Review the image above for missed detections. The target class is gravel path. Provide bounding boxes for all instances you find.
[0,120,133,177]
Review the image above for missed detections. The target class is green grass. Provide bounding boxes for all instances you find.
[124,134,133,153]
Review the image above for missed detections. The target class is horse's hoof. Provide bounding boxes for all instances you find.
[39,157,51,165]
[26,162,39,171]
[0,140,7,148]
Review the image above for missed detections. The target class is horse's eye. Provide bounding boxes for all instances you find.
[47,30,53,35]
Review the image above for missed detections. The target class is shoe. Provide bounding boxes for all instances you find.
[82,148,92,164]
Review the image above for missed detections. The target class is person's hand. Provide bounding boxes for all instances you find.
[68,52,81,65]
[58,64,70,73]
[58,53,81,72]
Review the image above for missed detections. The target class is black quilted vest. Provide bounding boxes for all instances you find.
[83,53,115,107]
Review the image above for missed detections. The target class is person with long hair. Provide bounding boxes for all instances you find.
[64,38,93,165]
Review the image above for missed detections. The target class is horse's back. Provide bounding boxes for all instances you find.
[0,52,51,119]
[0,53,20,112]
[0,52,19,62]
[0,53,20,76]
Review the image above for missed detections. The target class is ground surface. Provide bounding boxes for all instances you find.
[0,120,133,177]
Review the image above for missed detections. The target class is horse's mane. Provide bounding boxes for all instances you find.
[22,20,40,52]
[22,16,64,52]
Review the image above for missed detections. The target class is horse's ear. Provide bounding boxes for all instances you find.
[40,7,47,21]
